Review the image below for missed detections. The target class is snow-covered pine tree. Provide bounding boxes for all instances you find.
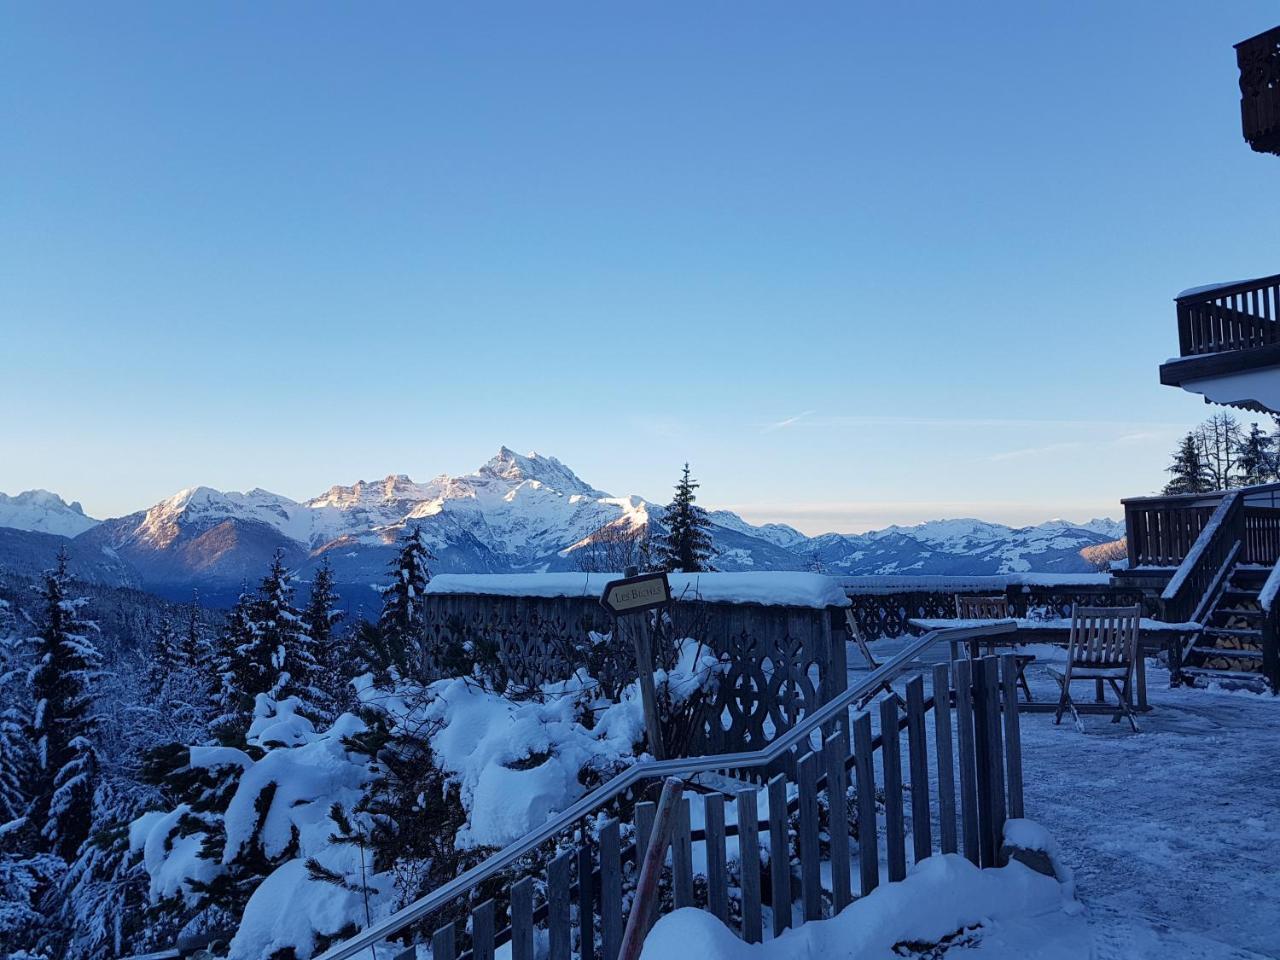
[0,627,31,829]
[145,611,182,698]
[304,558,350,718]
[27,552,103,862]
[656,463,716,573]
[1237,422,1275,486]
[376,526,433,681]
[210,590,258,746]
[245,551,320,720]
[1164,432,1213,495]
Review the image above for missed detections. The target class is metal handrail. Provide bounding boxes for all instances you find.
[314,621,1014,960]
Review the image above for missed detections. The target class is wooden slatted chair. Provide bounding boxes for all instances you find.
[845,610,906,709]
[1050,604,1142,732]
[955,594,1011,620]
[954,596,1035,701]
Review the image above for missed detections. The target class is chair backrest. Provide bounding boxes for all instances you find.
[1066,604,1141,666]
[956,594,1010,619]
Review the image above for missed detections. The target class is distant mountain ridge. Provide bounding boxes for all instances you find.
[0,448,1123,605]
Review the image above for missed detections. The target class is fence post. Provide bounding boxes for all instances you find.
[971,658,995,867]
[1000,654,1024,820]
[953,658,980,865]
[618,778,683,960]
[931,663,957,855]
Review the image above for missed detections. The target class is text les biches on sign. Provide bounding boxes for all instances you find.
[600,573,671,615]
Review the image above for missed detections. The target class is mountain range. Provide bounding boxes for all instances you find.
[0,447,1124,608]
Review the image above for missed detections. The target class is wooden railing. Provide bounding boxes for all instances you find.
[1160,492,1244,624]
[314,624,1019,960]
[1258,558,1280,693]
[1124,483,1280,569]
[1175,274,1280,358]
[1237,25,1280,156]
[1124,494,1219,568]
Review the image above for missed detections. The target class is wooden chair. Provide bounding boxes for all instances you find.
[845,610,906,709]
[954,596,1035,701]
[1050,604,1142,732]
[955,595,1011,620]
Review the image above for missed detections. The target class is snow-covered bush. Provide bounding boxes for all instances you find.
[131,635,725,959]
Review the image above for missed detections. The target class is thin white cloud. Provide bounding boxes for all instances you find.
[763,410,815,433]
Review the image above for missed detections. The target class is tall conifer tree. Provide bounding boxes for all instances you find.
[376,526,433,680]
[304,558,348,717]
[1164,432,1213,495]
[656,463,716,573]
[1237,422,1275,486]
[27,552,102,861]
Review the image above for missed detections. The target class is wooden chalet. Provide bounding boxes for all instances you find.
[1114,25,1280,692]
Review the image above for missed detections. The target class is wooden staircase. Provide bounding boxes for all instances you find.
[1180,565,1272,690]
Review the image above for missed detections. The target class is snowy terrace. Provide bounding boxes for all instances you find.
[834,635,1280,959]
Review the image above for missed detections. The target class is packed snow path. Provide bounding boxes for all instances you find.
[855,639,1280,959]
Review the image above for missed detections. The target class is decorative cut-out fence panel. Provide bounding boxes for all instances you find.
[422,573,850,759]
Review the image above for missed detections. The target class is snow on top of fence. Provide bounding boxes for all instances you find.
[424,572,852,609]
[837,573,1113,595]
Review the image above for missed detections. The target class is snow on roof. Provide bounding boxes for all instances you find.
[425,572,852,609]
[837,573,1113,594]
[1176,280,1251,299]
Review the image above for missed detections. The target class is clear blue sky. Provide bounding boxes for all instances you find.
[2,3,1277,533]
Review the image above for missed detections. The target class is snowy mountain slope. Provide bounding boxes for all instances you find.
[0,526,138,588]
[3,448,1123,601]
[807,517,1124,576]
[0,489,99,537]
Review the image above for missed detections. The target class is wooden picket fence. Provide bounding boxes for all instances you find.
[373,648,1024,960]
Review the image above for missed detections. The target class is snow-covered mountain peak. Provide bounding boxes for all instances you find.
[306,474,436,510]
[477,447,605,498]
[0,489,100,537]
[137,485,310,547]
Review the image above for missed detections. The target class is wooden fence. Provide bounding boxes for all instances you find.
[387,652,1024,960]
[422,591,847,757]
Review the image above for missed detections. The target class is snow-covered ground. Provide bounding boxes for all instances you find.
[850,638,1280,959]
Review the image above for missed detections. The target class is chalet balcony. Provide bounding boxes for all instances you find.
[1158,274,1280,414]
[1237,25,1280,155]
[1122,482,1280,571]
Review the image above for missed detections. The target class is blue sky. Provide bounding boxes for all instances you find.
[2,3,1277,533]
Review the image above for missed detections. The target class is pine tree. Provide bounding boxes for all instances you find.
[656,463,716,573]
[304,558,349,718]
[210,590,258,746]
[251,550,319,712]
[0,628,30,828]
[376,526,433,681]
[1164,432,1213,495]
[211,553,319,742]
[1237,422,1275,486]
[27,552,103,861]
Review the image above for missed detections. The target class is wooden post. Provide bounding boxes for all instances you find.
[615,565,666,760]
[618,778,684,960]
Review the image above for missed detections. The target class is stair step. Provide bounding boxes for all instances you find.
[1220,589,1261,602]
[1201,627,1263,640]
[1181,667,1268,687]
[1191,646,1264,660]
[1213,607,1264,621]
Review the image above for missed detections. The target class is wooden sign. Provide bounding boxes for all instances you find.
[600,572,671,616]
[602,568,670,760]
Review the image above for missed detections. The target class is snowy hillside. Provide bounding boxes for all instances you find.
[0,489,99,537]
[1,449,1124,600]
